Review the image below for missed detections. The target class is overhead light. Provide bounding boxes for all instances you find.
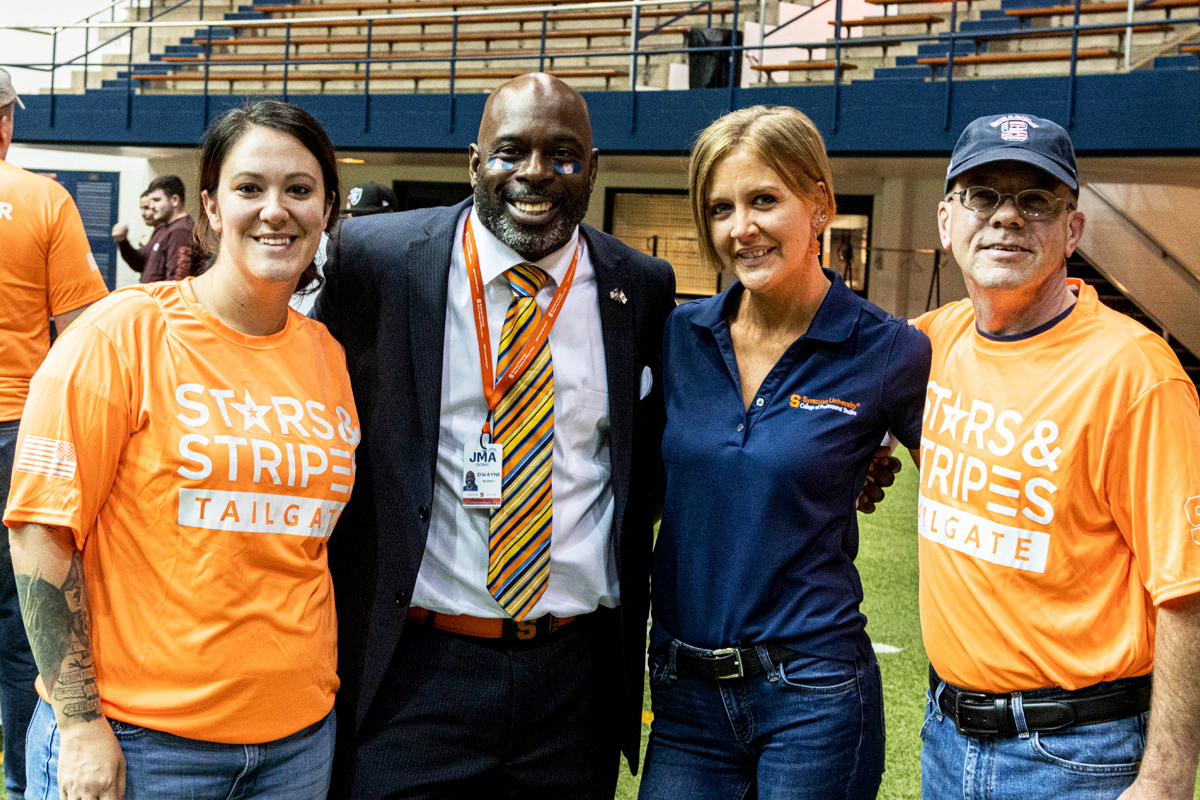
[338,157,365,164]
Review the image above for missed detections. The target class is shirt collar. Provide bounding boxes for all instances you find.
[468,212,581,289]
[692,268,860,344]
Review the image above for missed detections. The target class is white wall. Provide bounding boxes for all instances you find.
[1087,182,1200,282]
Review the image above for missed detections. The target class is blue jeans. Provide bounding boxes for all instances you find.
[1,418,39,800]
[26,699,335,800]
[639,641,885,800]
[920,688,1146,799]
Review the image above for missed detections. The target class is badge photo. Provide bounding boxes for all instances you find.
[463,440,503,508]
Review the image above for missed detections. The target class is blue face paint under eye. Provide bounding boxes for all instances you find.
[554,160,584,175]
[486,157,516,171]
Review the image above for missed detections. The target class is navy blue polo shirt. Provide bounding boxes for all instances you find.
[652,270,931,663]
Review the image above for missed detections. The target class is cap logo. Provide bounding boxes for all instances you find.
[349,187,363,206]
[991,114,1039,142]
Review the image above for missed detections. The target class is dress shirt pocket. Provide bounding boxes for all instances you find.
[561,388,611,480]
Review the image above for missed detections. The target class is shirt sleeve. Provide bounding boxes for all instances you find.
[1105,379,1200,605]
[46,192,109,316]
[2,324,133,550]
[911,308,940,335]
[883,322,933,451]
[118,238,147,273]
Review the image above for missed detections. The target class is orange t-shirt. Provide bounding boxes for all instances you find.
[913,280,1200,694]
[4,279,359,744]
[0,159,109,421]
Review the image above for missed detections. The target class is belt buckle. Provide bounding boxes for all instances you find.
[709,648,744,680]
[953,691,1006,737]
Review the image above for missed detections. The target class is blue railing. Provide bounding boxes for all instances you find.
[2,0,1196,136]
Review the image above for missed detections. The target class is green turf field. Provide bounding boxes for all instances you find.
[616,459,929,800]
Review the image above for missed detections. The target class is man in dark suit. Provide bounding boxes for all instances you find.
[314,73,675,799]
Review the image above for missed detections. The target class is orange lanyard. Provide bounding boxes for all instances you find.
[464,213,579,438]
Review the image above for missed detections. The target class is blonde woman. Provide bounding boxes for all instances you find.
[640,105,930,800]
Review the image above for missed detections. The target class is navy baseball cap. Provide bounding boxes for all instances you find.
[945,114,1077,194]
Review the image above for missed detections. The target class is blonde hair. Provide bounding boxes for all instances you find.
[688,105,836,271]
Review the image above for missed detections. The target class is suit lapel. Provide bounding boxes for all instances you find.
[409,199,472,447]
[584,226,635,551]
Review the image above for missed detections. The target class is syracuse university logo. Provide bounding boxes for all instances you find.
[991,114,1039,142]
[1187,495,1200,545]
[790,394,861,417]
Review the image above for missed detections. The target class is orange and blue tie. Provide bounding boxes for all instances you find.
[488,263,554,620]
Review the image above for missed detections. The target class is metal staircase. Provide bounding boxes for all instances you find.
[1067,253,1200,392]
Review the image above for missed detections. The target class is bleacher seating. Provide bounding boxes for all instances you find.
[68,0,1195,95]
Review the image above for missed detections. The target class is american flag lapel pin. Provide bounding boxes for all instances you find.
[609,288,628,304]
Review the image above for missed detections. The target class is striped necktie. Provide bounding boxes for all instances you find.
[488,262,554,620]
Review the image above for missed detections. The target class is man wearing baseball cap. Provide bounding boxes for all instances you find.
[0,66,109,800]
[912,113,1200,799]
[1,68,26,113]
[345,181,398,216]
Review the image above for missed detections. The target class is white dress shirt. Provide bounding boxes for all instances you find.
[410,207,618,618]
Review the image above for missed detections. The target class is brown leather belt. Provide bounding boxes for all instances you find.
[407,606,578,641]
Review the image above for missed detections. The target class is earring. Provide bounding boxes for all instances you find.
[810,239,821,256]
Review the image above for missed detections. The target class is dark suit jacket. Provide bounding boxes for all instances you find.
[314,198,675,771]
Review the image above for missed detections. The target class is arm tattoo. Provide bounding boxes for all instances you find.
[14,540,101,724]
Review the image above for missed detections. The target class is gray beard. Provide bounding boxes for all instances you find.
[473,186,590,262]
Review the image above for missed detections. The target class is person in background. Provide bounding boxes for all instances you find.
[6,99,357,800]
[916,113,1200,800]
[138,191,156,228]
[0,66,109,800]
[111,191,164,268]
[291,180,397,317]
[640,105,930,800]
[345,181,398,217]
[112,175,196,281]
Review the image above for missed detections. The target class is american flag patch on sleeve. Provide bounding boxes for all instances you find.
[15,437,78,480]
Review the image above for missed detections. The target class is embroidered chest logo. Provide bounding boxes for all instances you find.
[789,394,861,417]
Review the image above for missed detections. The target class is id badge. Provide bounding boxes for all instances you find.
[462,440,503,508]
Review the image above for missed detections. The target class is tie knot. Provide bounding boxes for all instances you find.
[506,262,549,298]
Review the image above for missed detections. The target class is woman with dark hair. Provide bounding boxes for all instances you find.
[6,100,357,800]
[639,105,930,799]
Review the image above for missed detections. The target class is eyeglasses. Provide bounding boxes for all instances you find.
[951,187,1073,219]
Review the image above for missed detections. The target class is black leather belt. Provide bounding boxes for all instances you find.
[674,644,798,681]
[930,665,1151,738]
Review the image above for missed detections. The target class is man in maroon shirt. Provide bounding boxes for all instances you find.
[112,175,196,281]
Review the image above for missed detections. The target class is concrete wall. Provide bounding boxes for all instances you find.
[10,140,1198,319]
